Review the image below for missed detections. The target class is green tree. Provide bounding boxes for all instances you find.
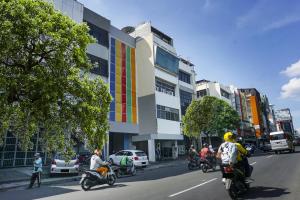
[182,96,240,142]
[0,0,112,157]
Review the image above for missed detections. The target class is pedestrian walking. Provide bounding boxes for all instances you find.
[28,153,43,189]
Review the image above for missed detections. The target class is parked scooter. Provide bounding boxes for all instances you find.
[113,162,137,178]
[222,164,251,200]
[201,157,217,173]
[80,163,116,191]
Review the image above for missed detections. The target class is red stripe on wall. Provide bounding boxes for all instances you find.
[121,43,127,122]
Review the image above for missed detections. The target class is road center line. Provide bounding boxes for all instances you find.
[250,162,257,165]
[168,178,218,198]
[266,155,273,158]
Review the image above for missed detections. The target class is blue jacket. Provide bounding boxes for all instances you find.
[33,158,43,173]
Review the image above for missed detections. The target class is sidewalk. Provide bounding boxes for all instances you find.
[0,159,187,191]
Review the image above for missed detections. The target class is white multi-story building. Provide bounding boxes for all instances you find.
[126,22,196,161]
[196,79,234,107]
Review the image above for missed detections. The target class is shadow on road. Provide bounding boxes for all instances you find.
[89,183,127,191]
[243,186,290,199]
[0,185,80,200]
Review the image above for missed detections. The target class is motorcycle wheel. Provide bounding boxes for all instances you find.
[228,185,238,200]
[81,178,91,191]
[115,170,121,178]
[188,163,193,170]
[107,174,116,186]
[202,164,208,173]
[131,168,137,176]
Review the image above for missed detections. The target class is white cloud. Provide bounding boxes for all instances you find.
[281,60,300,78]
[281,78,300,99]
[263,15,300,32]
[236,1,300,33]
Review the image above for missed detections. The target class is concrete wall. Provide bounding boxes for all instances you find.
[45,0,83,23]
[157,119,181,135]
[138,95,157,135]
[87,44,108,61]
[135,35,155,97]
[155,91,180,109]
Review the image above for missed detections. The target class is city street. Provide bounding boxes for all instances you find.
[1,147,300,200]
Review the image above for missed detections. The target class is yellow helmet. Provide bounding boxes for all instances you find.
[224,132,234,142]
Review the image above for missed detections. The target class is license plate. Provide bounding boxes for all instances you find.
[142,162,146,164]
[61,169,69,173]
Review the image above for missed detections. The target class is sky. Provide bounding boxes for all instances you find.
[79,0,300,132]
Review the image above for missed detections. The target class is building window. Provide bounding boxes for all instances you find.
[155,47,179,74]
[157,105,179,121]
[87,54,108,77]
[221,89,230,99]
[179,71,191,84]
[85,21,109,47]
[180,90,192,115]
[197,89,207,98]
[155,78,175,96]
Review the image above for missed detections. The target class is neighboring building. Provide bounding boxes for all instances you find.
[261,95,272,135]
[57,1,140,156]
[0,0,139,168]
[127,22,194,161]
[238,88,264,141]
[195,80,236,147]
[196,80,234,107]
[275,108,295,135]
[178,58,196,155]
[268,104,277,132]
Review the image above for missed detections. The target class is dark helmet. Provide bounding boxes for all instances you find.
[203,143,209,147]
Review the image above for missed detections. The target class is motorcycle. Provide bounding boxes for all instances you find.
[113,162,137,178]
[188,156,201,170]
[80,163,117,191]
[222,164,250,200]
[201,157,217,173]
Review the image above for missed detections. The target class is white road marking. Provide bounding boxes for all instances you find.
[250,162,257,165]
[168,178,218,198]
[266,155,273,158]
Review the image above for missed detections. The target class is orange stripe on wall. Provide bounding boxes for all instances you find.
[250,96,261,137]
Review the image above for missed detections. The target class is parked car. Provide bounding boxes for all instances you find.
[50,154,80,176]
[109,150,149,167]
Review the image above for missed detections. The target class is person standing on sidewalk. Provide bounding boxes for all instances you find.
[28,153,43,189]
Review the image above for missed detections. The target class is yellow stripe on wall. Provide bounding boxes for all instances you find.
[115,40,122,122]
[131,48,137,124]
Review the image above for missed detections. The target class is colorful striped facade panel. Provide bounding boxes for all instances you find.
[110,38,137,124]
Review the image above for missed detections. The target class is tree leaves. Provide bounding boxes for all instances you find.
[0,0,111,158]
[182,96,240,139]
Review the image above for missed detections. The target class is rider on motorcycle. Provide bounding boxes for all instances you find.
[200,143,213,162]
[235,136,253,180]
[217,132,238,182]
[120,153,133,173]
[189,145,199,162]
[90,149,108,178]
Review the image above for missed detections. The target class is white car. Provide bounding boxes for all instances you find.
[109,150,149,167]
[50,154,80,176]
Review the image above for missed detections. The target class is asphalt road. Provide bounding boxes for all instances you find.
[1,147,300,200]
